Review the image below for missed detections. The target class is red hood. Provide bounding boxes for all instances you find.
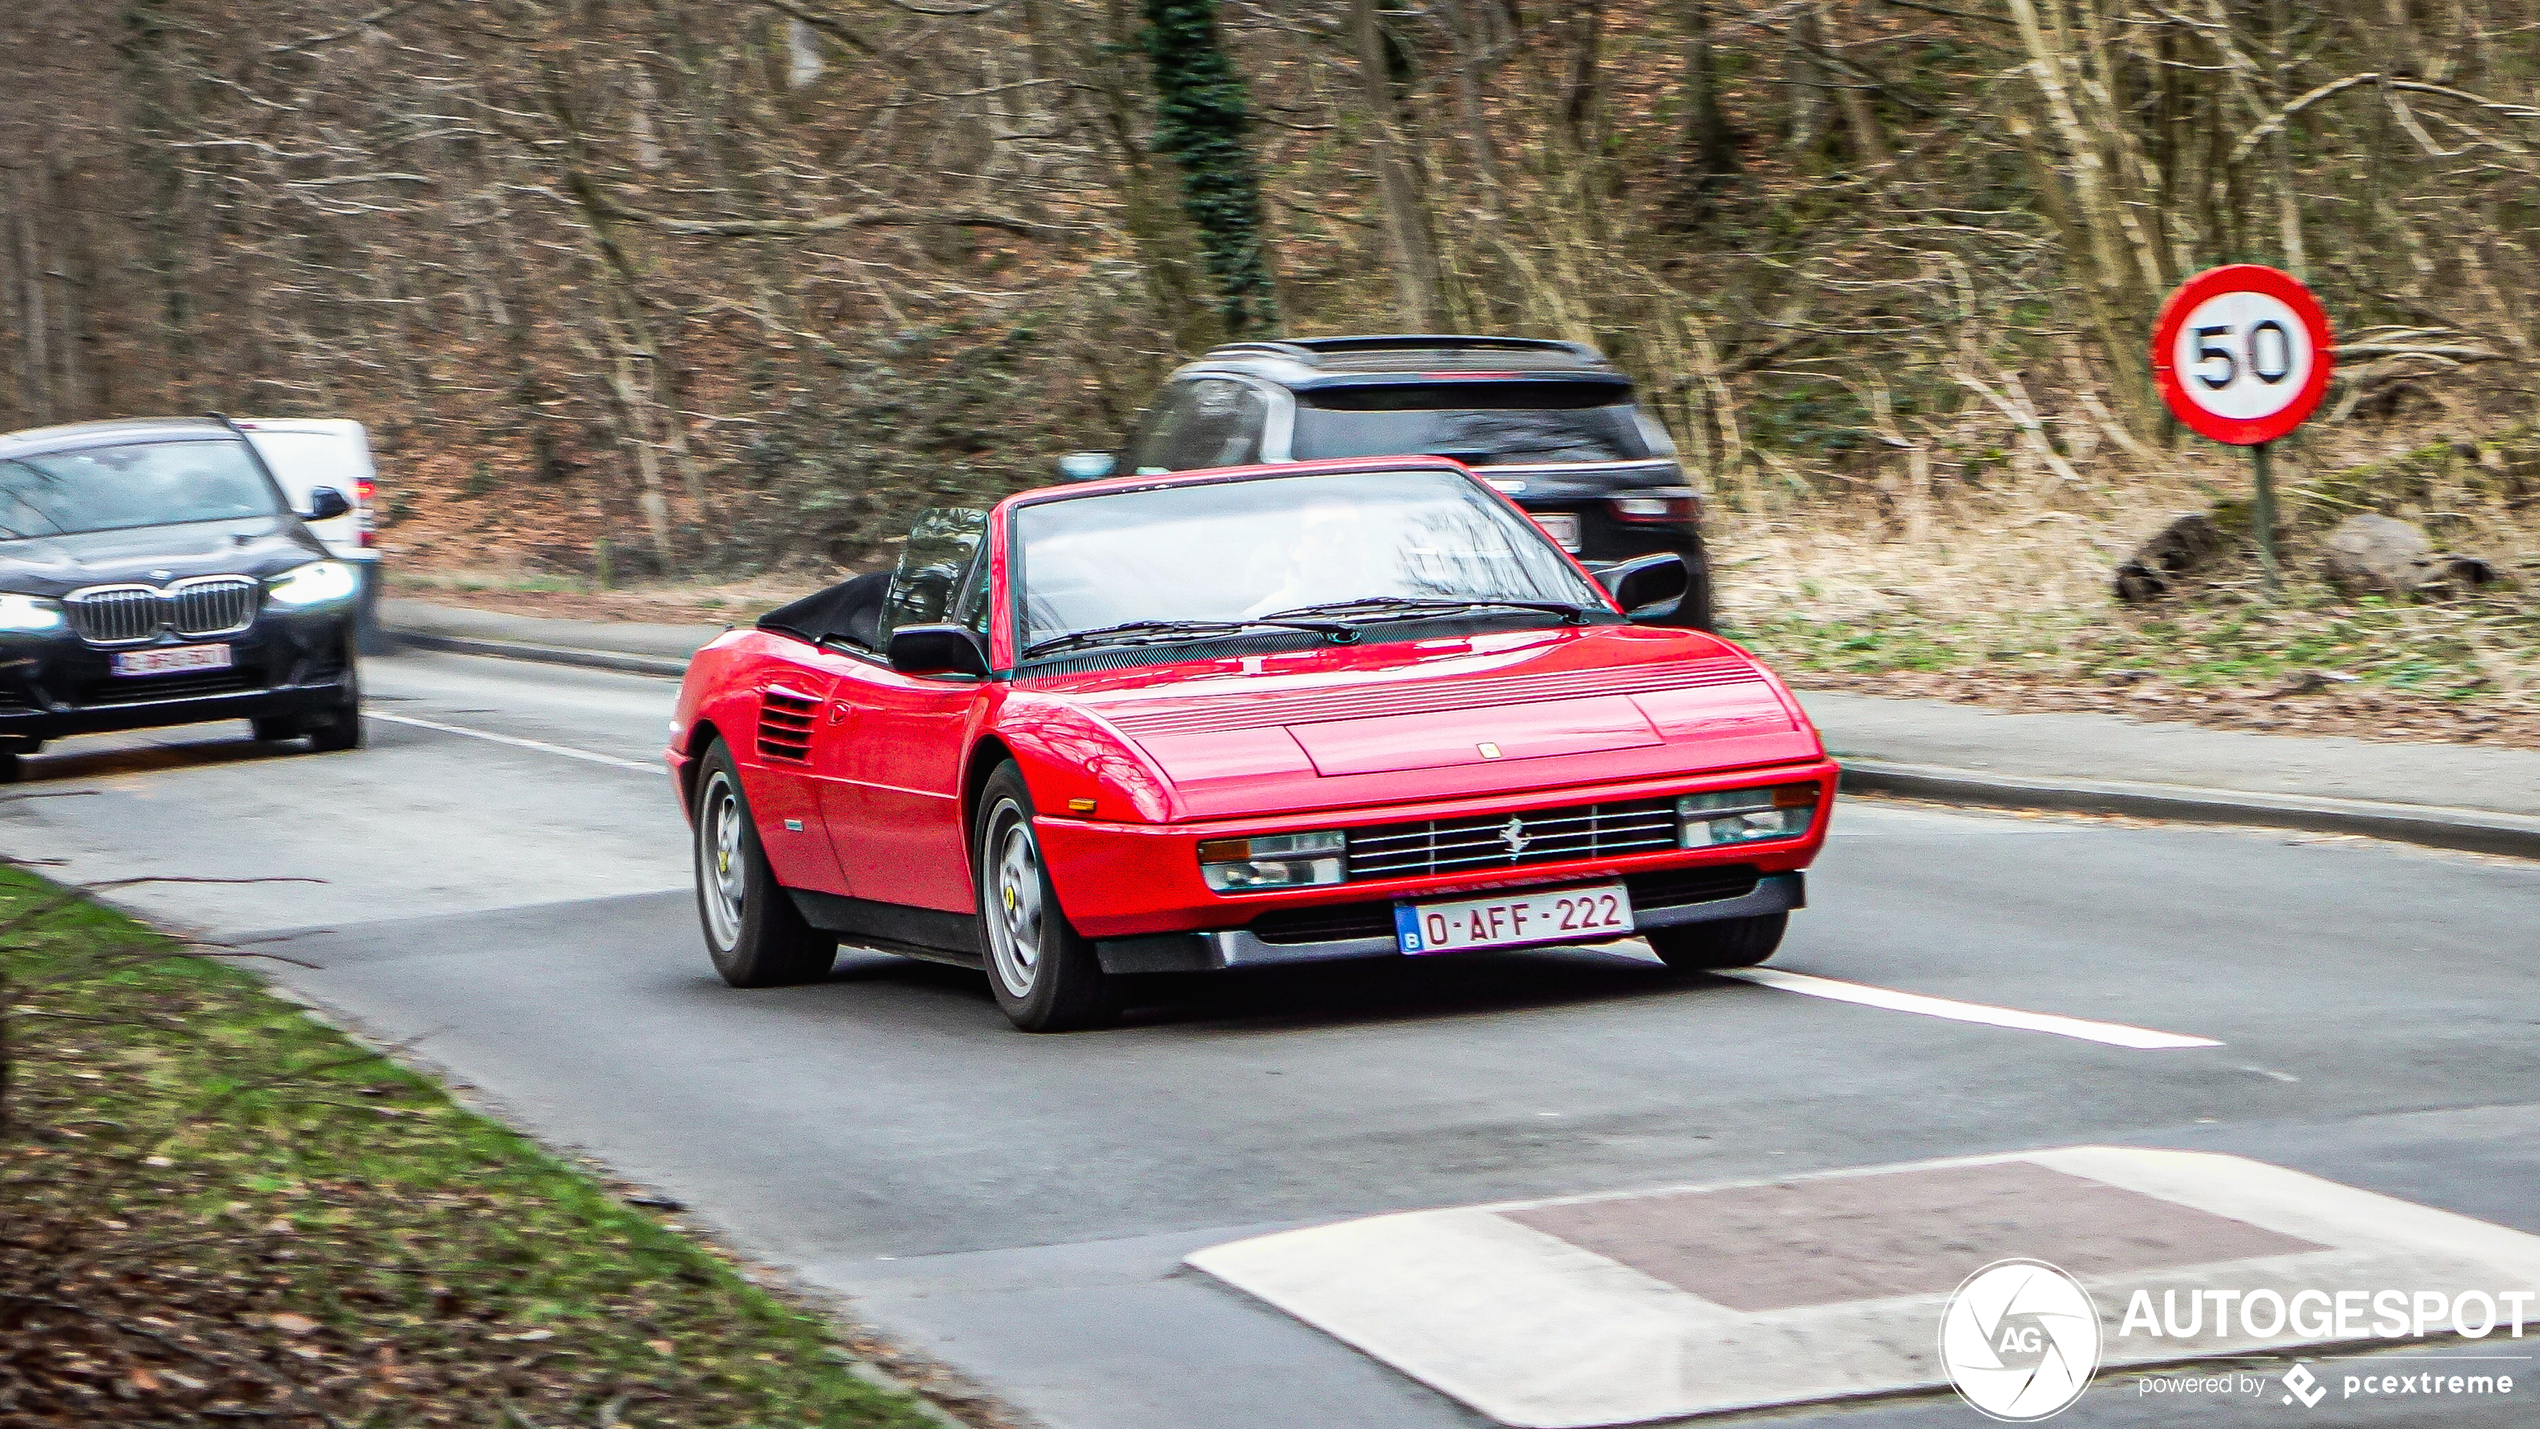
[1013,626,1822,819]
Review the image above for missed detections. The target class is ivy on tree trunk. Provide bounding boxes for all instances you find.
[1140,0,1276,336]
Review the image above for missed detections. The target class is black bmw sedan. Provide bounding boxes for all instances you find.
[0,417,363,782]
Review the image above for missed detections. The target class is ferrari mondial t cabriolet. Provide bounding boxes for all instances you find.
[667,457,1838,1030]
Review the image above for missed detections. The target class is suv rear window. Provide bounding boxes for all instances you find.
[1289,381,1650,466]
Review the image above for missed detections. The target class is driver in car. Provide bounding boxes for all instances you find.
[1238,497,1392,620]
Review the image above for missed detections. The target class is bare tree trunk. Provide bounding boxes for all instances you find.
[1353,0,1442,330]
[1784,1,1828,156]
[1823,2,1892,173]
[15,192,51,427]
[1674,0,1739,217]
[2265,0,2308,277]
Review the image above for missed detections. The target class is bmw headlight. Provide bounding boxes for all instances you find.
[0,593,66,632]
[1198,830,1347,892]
[267,560,359,608]
[1678,783,1820,847]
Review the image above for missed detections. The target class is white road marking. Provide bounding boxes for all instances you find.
[1720,967,2222,1049]
[369,712,661,774]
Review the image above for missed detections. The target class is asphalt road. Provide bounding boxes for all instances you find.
[8,648,2537,1429]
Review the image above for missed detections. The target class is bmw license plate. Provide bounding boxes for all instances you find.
[1396,882,1633,955]
[112,644,232,677]
[1530,512,1583,551]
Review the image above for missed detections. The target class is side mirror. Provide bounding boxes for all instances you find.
[887,623,991,678]
[1594,552,1689,623]
[1056,452,1116,481]
[301,487,352,522]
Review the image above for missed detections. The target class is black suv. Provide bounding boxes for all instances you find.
[0,417,365,781]
[1067,335,1711,628]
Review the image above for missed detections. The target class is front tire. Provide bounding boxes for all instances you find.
[304,660,364,752]
[976,763,1111,1032]
[1647,913,1786,971]
[692,741,836,988]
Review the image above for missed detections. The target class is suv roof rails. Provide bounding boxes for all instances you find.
[1202,334,1609,369]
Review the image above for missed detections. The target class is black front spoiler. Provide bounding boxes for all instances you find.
[1096,872,1804,975]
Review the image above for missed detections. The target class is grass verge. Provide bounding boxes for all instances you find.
[0,865,944,1428]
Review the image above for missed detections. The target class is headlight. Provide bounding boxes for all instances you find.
[1678,783,1819,847]
[267,560,359,607]
[1198,830,1347,892]
[0,593,66,632]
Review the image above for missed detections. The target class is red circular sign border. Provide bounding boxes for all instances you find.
[2149,264,2334,446]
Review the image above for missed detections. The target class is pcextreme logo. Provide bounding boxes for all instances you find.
[1940,1260,2102,1421]
[2282,1364,2327,1408]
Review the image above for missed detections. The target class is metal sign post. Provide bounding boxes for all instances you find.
[2251,441,2277,586]
[2149,265,2335,593]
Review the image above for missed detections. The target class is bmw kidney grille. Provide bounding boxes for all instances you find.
[67,576,261,645]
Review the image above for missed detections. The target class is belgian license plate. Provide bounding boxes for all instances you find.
[1396,882,1634,955]
[112,644,232,677]
[1531,512,1583,551]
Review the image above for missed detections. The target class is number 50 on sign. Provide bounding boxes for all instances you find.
[2150,265,2334,447]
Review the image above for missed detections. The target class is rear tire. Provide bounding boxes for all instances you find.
[692,741,836,988]
[1647,913,1786,971]
[976,763,1111,1032]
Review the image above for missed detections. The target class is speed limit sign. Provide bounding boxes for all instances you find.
[2150,265,2334,446]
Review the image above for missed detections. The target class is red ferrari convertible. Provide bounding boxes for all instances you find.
[667,458,1837,1030]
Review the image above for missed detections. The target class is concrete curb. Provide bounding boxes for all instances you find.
[387,628,693,679]
[1840,758,2540,861]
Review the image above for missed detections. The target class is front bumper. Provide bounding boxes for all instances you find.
[1036,759,1835,950]
[0,608,354,744]
[1097,869,1804,973]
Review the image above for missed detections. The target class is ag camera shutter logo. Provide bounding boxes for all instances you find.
[1940,1259,2103,1421]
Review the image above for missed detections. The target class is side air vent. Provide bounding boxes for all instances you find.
[756,689,817,764]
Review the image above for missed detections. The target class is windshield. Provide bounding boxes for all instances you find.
[1288,381,1649,466]
[1014,468,1601,648]
[0,439,284,540]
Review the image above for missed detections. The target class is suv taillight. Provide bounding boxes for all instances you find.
[1608,487,1700,525]
[356,477,376,548]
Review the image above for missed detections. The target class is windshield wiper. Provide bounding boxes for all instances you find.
[1262,596,1593,626]
[1024,615,1357,660]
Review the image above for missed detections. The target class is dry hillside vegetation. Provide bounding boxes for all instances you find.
[2,0,2535,725]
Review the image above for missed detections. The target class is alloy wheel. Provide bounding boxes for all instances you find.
[700,772,747,948]
[985,800,1045,999]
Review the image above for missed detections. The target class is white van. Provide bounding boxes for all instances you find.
[234,418,383,647]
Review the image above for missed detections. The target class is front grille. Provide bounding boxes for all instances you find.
[756,690,816,763]
[1250,902,1398,945]
[68,587,162,644]
[1244,864,1766,947]
[67,578,261,645]
[1628,863,1762,908]
[1347,797,1679,880]
[167,577,258,636]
